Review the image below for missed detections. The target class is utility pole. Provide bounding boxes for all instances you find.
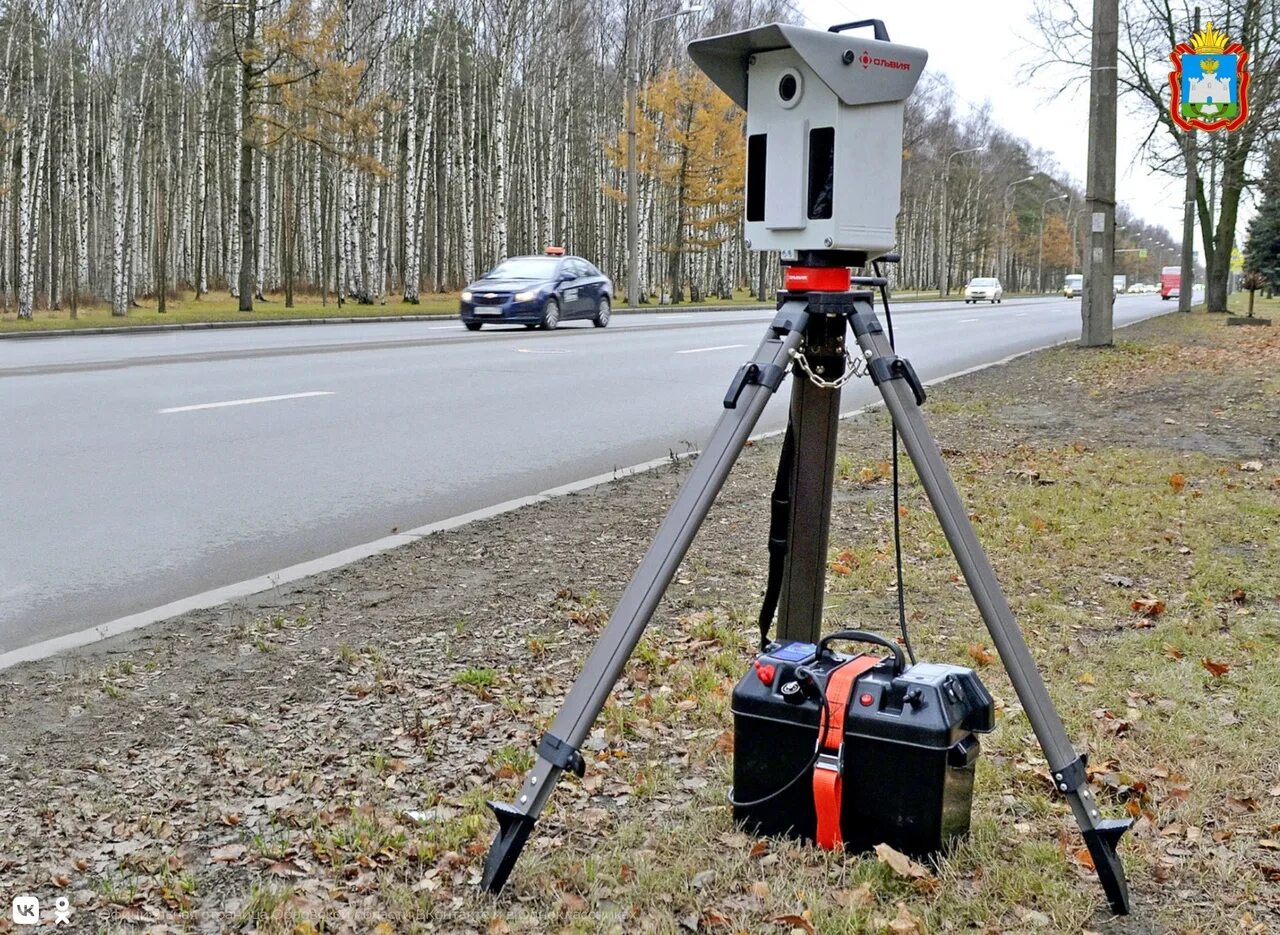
[1178,6,1200,313]
[626,27,639,308]
[1081,0,1118,347]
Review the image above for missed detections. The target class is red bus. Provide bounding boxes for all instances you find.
[1161,266,1182,300]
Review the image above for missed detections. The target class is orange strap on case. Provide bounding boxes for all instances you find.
[813,654,880,849]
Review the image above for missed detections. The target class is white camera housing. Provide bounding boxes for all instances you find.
[689,23,927,259]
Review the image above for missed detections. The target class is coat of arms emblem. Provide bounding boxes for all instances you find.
[1170,21,1250,132]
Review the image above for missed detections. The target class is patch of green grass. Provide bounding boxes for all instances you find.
[0,290,460,332]
[1228,290,1280,318]
[490,743,534,774]
[453,666,498,692]
[235,883,298,929]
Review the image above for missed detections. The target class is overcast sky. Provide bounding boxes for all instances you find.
[793,0,1255,245]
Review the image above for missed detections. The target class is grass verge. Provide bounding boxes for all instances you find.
[0,308,1276,933]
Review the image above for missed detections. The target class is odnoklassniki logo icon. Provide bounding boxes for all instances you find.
[1170,20,1250,132]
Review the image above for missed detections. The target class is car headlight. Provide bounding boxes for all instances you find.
[461,290,472,301]
[514,290,539,303]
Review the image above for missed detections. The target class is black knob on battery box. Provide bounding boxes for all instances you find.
[780,680,806,704]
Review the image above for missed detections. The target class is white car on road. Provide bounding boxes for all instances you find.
[964,277,1003,304]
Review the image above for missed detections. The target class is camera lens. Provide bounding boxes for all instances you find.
[778,73,798,101]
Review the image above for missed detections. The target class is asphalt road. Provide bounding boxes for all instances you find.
[1,293,1179,655]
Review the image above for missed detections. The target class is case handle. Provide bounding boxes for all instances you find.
[827,19,890,41]
[816,629,905,673]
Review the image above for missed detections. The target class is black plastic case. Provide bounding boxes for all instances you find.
[731,640,995,857]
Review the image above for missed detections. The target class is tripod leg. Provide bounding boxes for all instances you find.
[481,302,810,894]
[845,294,1131,915]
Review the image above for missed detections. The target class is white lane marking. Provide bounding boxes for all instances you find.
[159,391,334,414]
[958,318,980,323]
[676,343,748,355]
[515,348,569,355]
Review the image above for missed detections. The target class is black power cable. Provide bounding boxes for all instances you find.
[726,666,833,809]
[872,260,917,667]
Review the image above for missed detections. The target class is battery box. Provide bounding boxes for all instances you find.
[732,640,995,857]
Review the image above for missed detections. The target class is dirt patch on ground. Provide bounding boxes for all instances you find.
[1,311,1278,934]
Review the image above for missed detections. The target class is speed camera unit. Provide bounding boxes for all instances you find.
[688,22,927,259]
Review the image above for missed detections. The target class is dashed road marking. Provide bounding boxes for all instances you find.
[159,391,334,414]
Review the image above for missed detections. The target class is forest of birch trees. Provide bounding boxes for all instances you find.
[0,0,1179,320]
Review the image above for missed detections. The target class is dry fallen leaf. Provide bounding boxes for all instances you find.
[771,913,815,935]
[1073,847,1096,870]
[875,842,931,879]
[1163,644,1185,660]
[1202,658,1231,678]
[700,908,732,928]
[1230,588,1247,604]
[371,923,395,935]
[750,880,771,900]
[1168,473,1186,492]
[265,858,307,878]
[888,902,926,934]
[1131,597,1166,618]
[830,561,852,576]
[833,883,874,908]
[209,844,246,863]
[559,892,588,914]
[967,643,994,667]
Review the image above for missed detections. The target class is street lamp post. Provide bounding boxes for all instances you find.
[940,146,982,296]
[1036,193,1069,293]
[627,3,704,308]
[1002,175,1035,286]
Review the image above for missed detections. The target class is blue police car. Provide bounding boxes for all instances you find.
[459,249,613,331]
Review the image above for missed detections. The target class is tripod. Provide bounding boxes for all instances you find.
[481,265,1132,914]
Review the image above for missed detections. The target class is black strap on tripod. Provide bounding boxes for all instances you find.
[757,420,796,650]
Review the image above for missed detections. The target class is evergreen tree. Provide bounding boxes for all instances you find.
[1243,143,1280,296]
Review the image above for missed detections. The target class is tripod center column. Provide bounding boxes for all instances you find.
[776,280,852,644]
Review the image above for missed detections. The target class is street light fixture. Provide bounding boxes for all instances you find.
[627,2,705,308]
[1001,175,1035,283]
[1036,193,1070,293]
[939,145,983,296]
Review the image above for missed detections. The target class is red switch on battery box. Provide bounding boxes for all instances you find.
[753,661,776,686]
[859,692,874,706]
